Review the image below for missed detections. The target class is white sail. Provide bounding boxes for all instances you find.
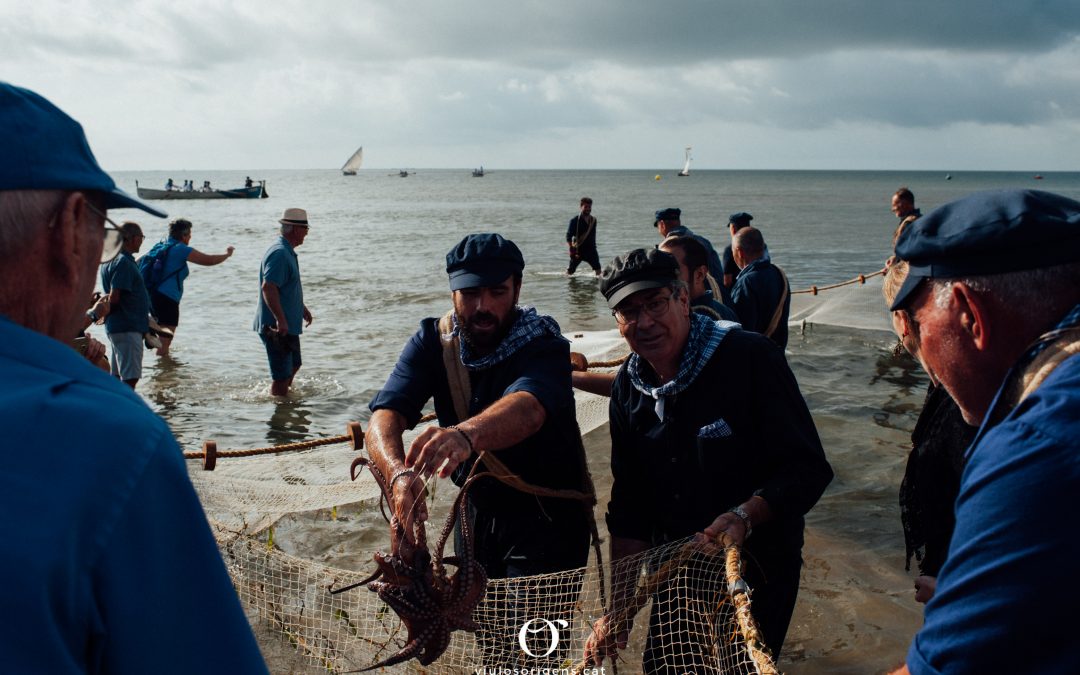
[678,146,692,176]
[341,146,363,175]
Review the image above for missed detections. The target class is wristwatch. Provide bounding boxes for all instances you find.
[728,505,752,539]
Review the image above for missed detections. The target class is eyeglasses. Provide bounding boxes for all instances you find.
[613,293,675,325]
[84,203,124,263]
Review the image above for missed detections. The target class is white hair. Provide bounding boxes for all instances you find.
[931,262,1080,323]
[279,223,293,235]
[0,190,67,264]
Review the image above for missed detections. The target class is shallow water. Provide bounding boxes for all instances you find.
[102,169,1078,672]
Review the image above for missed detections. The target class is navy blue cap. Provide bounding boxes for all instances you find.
[600,248,679,308]
[446,233,525,291]
[729,212,753,227]
[890,189,1080,311]
[0,82,166,218]
[654,207,681,226]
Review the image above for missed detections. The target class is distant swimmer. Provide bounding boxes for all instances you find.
[566,196,601,276]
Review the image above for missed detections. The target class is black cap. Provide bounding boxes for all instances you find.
[600,248,679,308]
[654,207,681,226]
[891,189,1080,311]
[446,233,525,291]
[729,212,753,228]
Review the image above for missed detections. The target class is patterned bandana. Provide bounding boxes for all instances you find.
[456,306,565,370]
[627,312,737,420]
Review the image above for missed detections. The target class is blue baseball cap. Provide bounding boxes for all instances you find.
[446,233,525,291]
[890,189,1080,311]
[0,82,166,218]
[729,212,753,228]
[654,207,681,226]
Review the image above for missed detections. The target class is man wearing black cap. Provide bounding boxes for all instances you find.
[366,233,592,662]
[888,189,1080,675]
[654,207,724,282]
[721,211,754,301]
[0,83,266,672]
[585,248,831,670]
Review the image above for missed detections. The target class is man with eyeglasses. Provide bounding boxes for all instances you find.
[0,83,267,673]
[100,221,150,388]
[584,248,831,671]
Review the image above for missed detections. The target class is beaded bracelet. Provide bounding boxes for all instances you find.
[449,425,475,454]
[389,468,417,491]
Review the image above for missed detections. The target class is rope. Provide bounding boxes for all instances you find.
[182,434,347,460]
[791,268,885,295]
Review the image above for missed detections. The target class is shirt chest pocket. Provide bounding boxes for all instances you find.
[698,417,734,439]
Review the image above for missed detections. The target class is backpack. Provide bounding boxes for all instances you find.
[138,240,180,293]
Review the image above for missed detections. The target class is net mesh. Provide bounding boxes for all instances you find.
[191,277,887,673]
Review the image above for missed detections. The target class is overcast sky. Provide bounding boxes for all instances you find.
[5,1,1080,170]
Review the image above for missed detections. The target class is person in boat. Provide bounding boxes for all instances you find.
[183,179,193,192]
[720,211,754,303]
[565,196,601,276]
[365,233,593,664]
[887,190,1080,675]
[730,226,791,350]
[165,177,175,191]
[584,248,832,670]
[254,208,313,397]
[881,260,975,605]
[200,180,212,192]
[653,207,723,283]
[659,235,739,323]
[0,82,267,674]
[147,218,235,356]
[245,176,253,188]
[100,221,150,389]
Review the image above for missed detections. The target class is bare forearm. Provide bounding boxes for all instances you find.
[260,283,285,323]
[572,371,615,397]
[365,409,409,478]
[609,535,649,614]
[455,391,546,454]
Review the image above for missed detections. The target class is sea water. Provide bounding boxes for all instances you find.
[107,169,1080,673]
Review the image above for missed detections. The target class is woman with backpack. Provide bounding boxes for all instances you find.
[142,218,234,356]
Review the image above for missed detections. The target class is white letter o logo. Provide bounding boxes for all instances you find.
[518,618,569,658]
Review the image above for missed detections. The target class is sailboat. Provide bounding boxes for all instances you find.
[677,146,692,177]
[341,146,363,176]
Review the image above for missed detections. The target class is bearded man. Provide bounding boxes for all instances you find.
[366,233,592,664]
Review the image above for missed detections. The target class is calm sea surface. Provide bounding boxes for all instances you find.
[107,169,1080,672]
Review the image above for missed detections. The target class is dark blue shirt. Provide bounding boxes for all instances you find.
[0,315,267,674]
[908,344,1080,674]
[565,215,598,252]
[254,236,304,335]
[370,314,589,520]
[100,250,150,334]
[691,289,739,323]
[731,257,790,349]
[666,225,723,283]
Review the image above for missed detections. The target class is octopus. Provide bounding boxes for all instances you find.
[330,457,488,671]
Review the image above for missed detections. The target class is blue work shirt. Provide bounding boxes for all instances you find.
[907,350,1080,674]
[254,236,304,335]
[0,315,267,674]
[153,238,193,302]
[731,256,790,349]
[100,250,150,334]
[691,289,739,323]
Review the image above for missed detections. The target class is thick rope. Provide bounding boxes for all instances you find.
[791,268,885,295]
[182,434,348,460]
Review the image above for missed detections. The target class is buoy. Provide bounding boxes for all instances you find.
[654,175,661,181]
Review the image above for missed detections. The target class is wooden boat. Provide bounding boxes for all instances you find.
[677,146,692,177]
[136,181,268,200]
[342,146,363,176]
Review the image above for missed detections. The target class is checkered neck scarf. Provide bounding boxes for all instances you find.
[627,313,736,420]
[456,306,564,370]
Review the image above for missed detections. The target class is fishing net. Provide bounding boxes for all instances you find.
[189,273,888,673]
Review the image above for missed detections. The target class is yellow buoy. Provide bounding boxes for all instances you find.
[654,174,661,181]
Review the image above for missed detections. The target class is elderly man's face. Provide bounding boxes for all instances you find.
[453,275,520,354]
[616,286,690,371]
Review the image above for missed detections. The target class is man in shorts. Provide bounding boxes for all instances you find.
[100,221,150,388]
[254,207,313,396]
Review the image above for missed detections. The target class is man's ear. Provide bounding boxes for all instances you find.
[47,192,89,287]
[692,265,707,289]
[952,282,989,350]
